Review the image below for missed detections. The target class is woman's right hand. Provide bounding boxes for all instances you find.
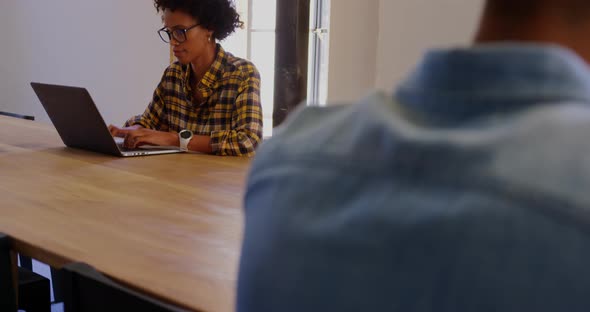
[108,124,143,137]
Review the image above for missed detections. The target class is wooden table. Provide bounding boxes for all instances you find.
[0,115,251,312]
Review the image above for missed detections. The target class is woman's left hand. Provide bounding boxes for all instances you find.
[119,128,179,148]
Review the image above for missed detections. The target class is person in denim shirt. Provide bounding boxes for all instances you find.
[238,0,590,311]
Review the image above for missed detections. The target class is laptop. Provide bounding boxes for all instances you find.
[31,82,182,157]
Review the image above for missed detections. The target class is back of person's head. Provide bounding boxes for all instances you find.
[478,0,590,63]
[483,0,590,20]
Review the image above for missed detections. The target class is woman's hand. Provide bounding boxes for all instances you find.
[108,124,143,138]
[109,125,179,148]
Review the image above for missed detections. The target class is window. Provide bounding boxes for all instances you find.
[223,0,276,135]
[222,0,331,134]
[307,0,331,106]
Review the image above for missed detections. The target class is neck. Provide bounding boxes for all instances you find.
[190,43,217,83]
[474,8,590,64]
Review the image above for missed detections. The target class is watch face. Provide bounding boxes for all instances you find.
[180,130,192,139]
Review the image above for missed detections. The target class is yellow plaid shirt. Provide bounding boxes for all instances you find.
[125,44,263,156]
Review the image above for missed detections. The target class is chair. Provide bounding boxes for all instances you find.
[61,262,189,312]
[0,234,51,312]
[0,234,17,312]
[17,267,51,312]
[0,111,35,121]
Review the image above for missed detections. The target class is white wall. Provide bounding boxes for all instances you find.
[326,0,379,104]
[326,0,485,104]
[0,0,169,125]
[376,0,484,91]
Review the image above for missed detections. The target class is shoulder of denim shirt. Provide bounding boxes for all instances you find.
[479,101,590,207]
[252,90,590,200]
[250,91,407,173]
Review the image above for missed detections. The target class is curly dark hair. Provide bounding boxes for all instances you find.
[154,0,244,41]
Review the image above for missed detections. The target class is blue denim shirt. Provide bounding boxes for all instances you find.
[238,44,590,312]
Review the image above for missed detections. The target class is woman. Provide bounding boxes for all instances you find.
[109,0,263,156]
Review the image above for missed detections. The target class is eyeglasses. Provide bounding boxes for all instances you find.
[158,24,200,44]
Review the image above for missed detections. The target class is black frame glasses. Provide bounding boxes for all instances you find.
[158,24,200,43]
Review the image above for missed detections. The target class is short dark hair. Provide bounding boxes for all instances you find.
[154,0,243,41]
[484,0,540,19]
[485,0,590,21]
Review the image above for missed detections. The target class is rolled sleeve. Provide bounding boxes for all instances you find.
[210,69,263,156]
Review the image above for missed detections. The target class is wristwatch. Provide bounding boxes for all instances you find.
[178,130,193,152]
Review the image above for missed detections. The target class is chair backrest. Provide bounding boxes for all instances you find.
[0,233,17,312]
[0,111,34,121]
[61,262,190,312]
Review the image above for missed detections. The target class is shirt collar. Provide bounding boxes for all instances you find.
[395,43,590,125]
[183,44,226,99]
